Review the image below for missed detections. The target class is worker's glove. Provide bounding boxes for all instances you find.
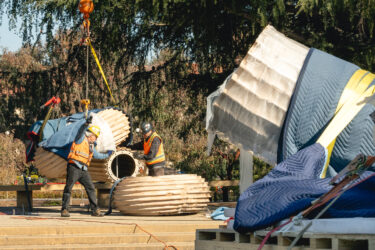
[107,150,114,156]
[138,155,146,160]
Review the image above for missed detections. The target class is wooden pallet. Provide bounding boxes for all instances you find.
[195,228,375,250]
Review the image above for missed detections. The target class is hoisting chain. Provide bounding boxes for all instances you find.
[79,0,94,118]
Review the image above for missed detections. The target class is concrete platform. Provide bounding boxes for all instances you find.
[196,228,375,250]
[0,205,224,249]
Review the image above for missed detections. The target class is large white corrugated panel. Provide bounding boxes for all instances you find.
[206,25,309,165]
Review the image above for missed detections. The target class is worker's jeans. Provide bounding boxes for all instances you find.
[62,163,98,211]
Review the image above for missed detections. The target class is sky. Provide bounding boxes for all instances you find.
[0,16,23,52]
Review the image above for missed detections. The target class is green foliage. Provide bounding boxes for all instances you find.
[0,133,26,184]
[290,0,375,71]
[1,0,375,186]
[253,156,273,181]
[176,138,240,181]
[1,0,375,73]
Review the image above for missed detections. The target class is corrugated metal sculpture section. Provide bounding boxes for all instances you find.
[96,109,131,145]
[34,108,131,181]
[89,149,141,182]
[113,174,210,215]
[34,147,67,179]
[207,25,309,165]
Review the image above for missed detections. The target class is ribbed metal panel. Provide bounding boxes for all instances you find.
[34,108,132,181]
[113,174,210,215]
[207,25,309,165]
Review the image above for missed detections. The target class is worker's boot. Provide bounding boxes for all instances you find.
[61,209,70,217]
[91,208,104,217]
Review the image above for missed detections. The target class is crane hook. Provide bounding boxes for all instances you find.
[79,0,94,34]
[79,0,94,20]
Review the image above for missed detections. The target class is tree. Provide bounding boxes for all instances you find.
[1,0,375,181]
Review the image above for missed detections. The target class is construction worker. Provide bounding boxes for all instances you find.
[61,121,113,217]
[131,122,166,176]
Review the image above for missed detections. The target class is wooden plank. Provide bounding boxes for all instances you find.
[115,184,207,193]
[17,190,33,209]
[208,180,240,187]
[0,183,112,192]
[0,185,42,191]
[209,202,237,208]
[40,184,83,191]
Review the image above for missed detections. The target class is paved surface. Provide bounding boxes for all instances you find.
[0,200,224,250]
[0,203,224,228]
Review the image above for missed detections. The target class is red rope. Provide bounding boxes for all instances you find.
[257,218,292,250]
[12,216,179,249]
[258,172,375,250]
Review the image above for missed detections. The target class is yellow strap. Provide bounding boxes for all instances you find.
[87,39,117,105]
[317,70,375,178]
[320,69,368,174]
[335,69,368,111]
[39,106,54,142]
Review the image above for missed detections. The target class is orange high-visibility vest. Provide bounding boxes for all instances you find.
[143,132,165,166]
[68,137,93,166]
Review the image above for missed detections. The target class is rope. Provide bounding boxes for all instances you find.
[257,218,292,250]
[287,192,343,250]
[87,38,117,106]
[12,216,179,250]
[81,19,91,119]
[287,172,375,249]
[38,106,55,142]
[86,39,89,100]
[104,176,127,215]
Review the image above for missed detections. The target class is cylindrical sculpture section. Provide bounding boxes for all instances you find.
[34,108,131,180]
[96,108,131,146]
[113,174,210,215]
[89,150,140,182]
[34,147,67,179]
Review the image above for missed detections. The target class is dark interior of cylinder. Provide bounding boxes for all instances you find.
[110,154,136,178]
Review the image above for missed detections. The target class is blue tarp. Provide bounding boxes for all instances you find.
[27,109,104,160]
[211,207,231,221]
[280,48,375,174]
[234,48,375,233]
[234,143,375,233]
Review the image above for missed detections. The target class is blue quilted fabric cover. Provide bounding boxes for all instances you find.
[234,143,375,233]
[27,109,104,160]
[234,48,375,233]
[279,48,375,173]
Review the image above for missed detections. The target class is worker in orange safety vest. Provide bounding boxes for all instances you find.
[61,120,113,217]
[130,122,166,176]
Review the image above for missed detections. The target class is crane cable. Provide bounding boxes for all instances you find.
[78,0,117,119]
[87,38,117,106]
[79,0,93,118]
